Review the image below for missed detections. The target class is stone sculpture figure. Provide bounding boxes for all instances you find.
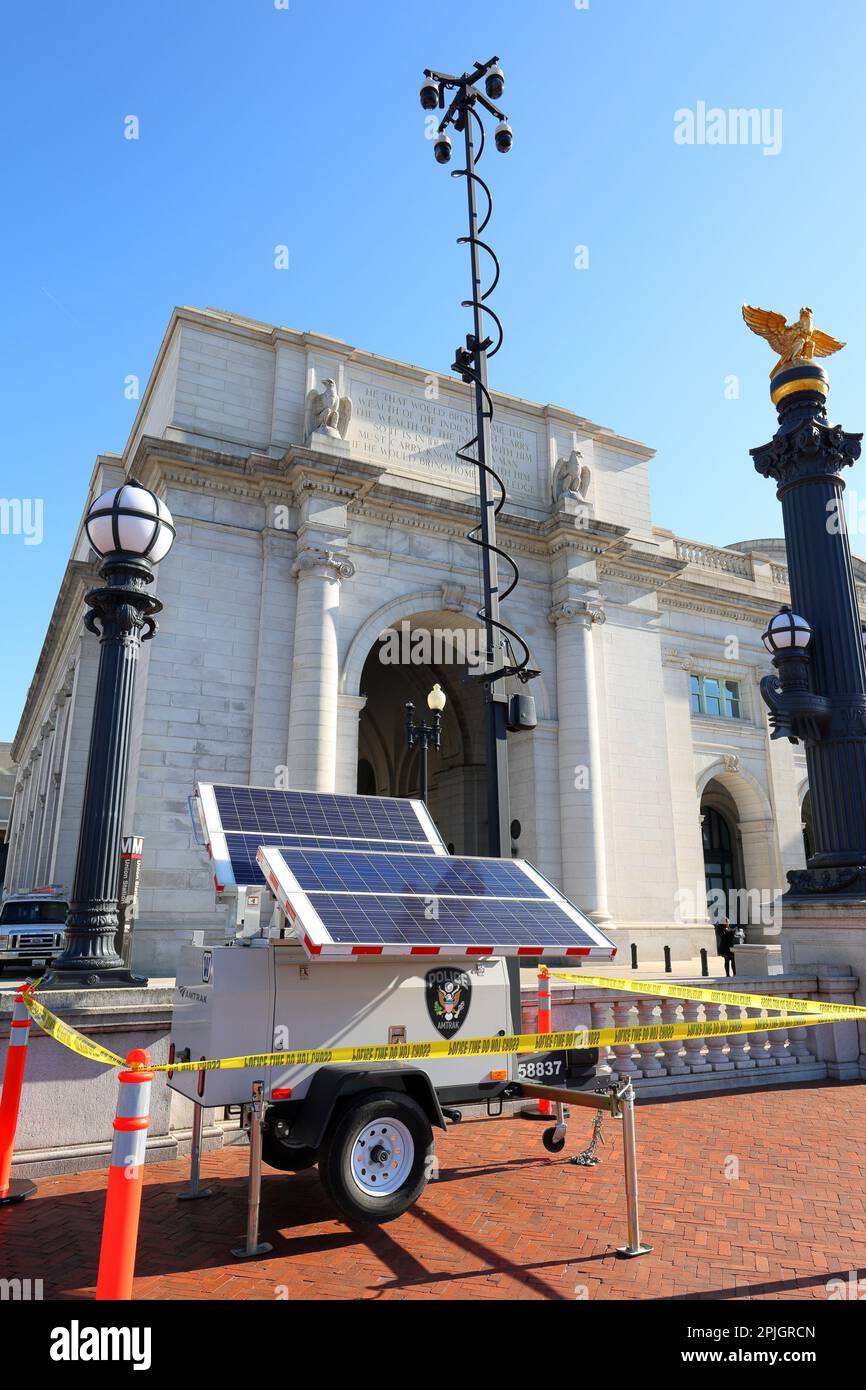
[304,378,353,442]
[552,449,591,506]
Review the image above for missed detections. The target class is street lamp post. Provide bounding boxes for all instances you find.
[420,56,535,859]
[752,352,866,890]
[40,480,175,988]
[405,685,447,806]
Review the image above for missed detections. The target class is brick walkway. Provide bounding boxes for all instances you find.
[3,1082,865,1301]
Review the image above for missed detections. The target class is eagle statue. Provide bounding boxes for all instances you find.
[304,378,353,442]
[742,305,845,377]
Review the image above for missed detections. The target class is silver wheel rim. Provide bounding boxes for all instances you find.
[349,1116,415,1198]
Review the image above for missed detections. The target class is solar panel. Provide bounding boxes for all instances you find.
[258,844,616,961]
[193,783,447,891]
[275,849,548,899]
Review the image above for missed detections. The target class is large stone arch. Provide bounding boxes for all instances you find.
[340,588,552,719]
[697,757,778,929]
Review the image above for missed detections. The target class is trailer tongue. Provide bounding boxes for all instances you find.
[170,784,616,1225]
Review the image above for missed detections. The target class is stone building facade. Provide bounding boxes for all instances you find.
[7,305,859,976]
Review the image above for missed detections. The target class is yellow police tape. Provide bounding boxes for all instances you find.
[547,970,866,1018]
[16,979,865,1075]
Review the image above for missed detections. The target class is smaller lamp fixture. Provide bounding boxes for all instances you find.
[85,479,175,564]
[761,605,812,655]
[427,683,447,713]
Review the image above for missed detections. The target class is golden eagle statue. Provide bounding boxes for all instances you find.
[742,304,845,377]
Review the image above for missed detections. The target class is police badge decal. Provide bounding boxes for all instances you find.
[425,968,472,1036]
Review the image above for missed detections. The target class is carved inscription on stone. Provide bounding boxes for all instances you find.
[349,381,540,499]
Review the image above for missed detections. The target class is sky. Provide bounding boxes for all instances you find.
[2,0,866,740]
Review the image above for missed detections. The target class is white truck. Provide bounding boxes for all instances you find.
[0,887,69,974]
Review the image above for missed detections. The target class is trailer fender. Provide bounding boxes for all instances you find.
[270,1065,447,1151]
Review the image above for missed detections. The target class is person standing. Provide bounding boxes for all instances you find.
[718,915,737,977]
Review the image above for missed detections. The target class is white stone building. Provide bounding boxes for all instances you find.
[7,305,858,976]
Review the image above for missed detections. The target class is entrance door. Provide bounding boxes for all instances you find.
[702,807,736,943]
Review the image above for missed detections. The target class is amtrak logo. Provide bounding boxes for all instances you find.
[425,968,472,1037]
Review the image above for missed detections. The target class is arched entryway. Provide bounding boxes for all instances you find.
[700,784,742,945]
[697,760,777,941]
[356,612,488,854]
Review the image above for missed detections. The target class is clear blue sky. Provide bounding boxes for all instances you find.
[2,0,866,740]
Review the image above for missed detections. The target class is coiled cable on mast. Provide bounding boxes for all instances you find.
[451,106,533,684]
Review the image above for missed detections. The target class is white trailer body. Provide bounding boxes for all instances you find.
[169,940,514,1109]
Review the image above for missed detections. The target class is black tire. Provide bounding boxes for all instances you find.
[261,1132,318,1173]
[542,1126,566,1154]
[319,1090,434,1225]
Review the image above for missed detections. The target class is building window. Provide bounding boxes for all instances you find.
[691,674,743,720]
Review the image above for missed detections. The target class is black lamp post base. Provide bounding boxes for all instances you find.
[787,865,866,896]
[37,967,149,991]
[0,1178,37,1206]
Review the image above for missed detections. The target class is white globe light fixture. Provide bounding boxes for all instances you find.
[85,479,175,564]
[427,683,447,713]
[761,606,813,655]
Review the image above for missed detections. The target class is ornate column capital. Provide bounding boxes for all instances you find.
[292,546,356,584]
[662,646,694,671]
[548,599,606,629]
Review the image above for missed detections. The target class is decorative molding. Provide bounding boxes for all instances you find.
[292,547,356,583]
[441,582,466,612]
[662,647,694,670]
[548,599,606,628]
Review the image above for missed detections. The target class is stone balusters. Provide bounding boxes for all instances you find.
[682,1001,712,1073]
[611,1000,640,1078]
[636,999,665,1077]
[590,1000,615,1078]
[705,1004,735,1072]
[660,998,689,1075]
[725,1006,756,1070]
[746,1009,775,1068]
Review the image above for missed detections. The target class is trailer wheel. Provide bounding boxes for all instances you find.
[261,1133,318,1173]
[320,1090,434,1225]
[542,1126,566,1154]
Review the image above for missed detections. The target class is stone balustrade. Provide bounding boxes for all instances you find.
[674,539,753,578]
[519,970,861,1097]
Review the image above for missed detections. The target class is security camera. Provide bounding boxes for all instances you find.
[434,131,452,164]
[420,78,439,112]
[494,120,513,153]
[485,66,505,101]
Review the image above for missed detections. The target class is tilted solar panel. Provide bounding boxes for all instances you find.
[258,844,616,961]
[275,849,549,899]
[192,783,447,891]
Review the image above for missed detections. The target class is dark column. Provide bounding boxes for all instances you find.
[41,553,161,987]
[752,362,866,885]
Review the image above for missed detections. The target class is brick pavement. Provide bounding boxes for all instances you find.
[2,1081,865,1301]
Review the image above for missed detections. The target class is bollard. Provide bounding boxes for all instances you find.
[95,1049,153,1301]
[700,948,709,978]
[630,943,638,971]
[663,945,672,974]
[0,990,38,1206]
[232,1081,273,1260]
[521,965,553,1119]
[616,1083,652,1258]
